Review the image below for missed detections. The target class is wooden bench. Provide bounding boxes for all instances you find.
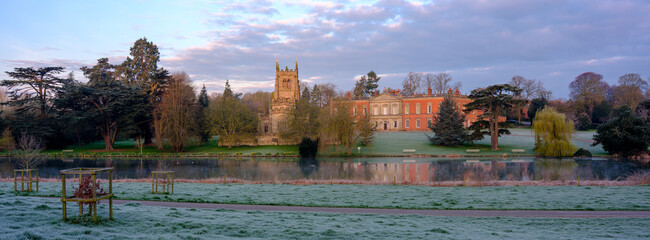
[62,149,74,153]
[466,149,480,153]
[511,149,525,153]
[402,149,416,153]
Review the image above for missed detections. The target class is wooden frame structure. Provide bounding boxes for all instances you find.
[151,171,174,194]
[14,169,39,192]
[60,167,114,223]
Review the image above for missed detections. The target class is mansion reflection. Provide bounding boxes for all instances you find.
[0,157,645,182]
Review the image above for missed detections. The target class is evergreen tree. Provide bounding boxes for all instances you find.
[464,84,527,150]
[532,107,576,157]
[197,84,211,143]
[593,107,650,157]
[198,84,209,108]
[428,96,468,145]
[358,114,375,146]
[527,97,547,123]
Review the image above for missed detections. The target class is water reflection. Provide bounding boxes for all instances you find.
[0,157,646,183]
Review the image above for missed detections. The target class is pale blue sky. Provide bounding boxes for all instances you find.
[1,0,649,98]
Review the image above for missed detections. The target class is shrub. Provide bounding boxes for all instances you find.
[573,148,592,158]
[593,108,650,157]
[299,137,319,158]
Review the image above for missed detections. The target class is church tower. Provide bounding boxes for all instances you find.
[266,58,300,137]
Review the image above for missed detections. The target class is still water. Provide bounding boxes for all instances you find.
[1,157,647,183]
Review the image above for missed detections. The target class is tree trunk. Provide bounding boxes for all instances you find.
[347,142,351,155]
[490,114,499,150]
[103,134,114,151]
[153,117,163,150]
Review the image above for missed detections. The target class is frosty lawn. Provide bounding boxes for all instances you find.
[1,194,648,240]
[328,128,607,156]
[4,182,649,211]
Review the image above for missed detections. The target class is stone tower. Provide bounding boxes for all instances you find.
[268,59,299,135]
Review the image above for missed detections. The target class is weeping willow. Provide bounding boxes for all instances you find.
[532,107,577,157]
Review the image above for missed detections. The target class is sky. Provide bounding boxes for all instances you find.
[1,0,649,98]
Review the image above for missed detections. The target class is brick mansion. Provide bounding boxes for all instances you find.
[252,60,484,146]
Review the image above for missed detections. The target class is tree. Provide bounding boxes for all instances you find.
[532,107,576,157]
[569,72,607,119]
[427,95,468,145]
[311,83,336,107]
[15,132,41,170]
[242,90,271,115]
[402,72,422,96]
[281,93,320,143]
[319,99,357,155]
[198,84,209,108]
[593,107,650,157]
[160,72,197,152]
[1,66,66,118]
[592,100,612,124]
[429,73,461,96]
[352,75,367,99]
[464,84,526,150]
[575,112,591,131]
[527,97,548,123]
[196,84,211,143]
[120,38,169,150]
[357,114,375,146]
[611,73,647,109]
[508,76,551,122]
[205,82,257,147]
[59,58,140,150]
[636,99,650,123]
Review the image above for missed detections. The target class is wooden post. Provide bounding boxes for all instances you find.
[92,173,97,223]
[36,169,39,192]
[28,170,32,192]
[13,170,16,191]
[109,170,113,220]
[62,173,67,221]
[21,171,24,191]
[151,172,154,193]
[171,172,174,194]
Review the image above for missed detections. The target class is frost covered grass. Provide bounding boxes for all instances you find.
[1,194,649,240]
[3,182,649,211]
[322,128,606,156]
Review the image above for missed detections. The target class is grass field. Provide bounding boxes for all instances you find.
[1,194,649,239]
[4,182,648,211]
[28,128,606,157]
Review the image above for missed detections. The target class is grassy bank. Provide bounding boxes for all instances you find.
[4,182,648,211]
[9,128,606,158]
[1,194,648,240]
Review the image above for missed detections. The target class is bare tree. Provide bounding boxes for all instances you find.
[160,72,197,152]
[402,72,422,96]
[15,132,41,170]
[509,76,553,122]
[431,73,453,95]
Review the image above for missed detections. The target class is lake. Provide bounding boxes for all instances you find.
[1,157,647,183]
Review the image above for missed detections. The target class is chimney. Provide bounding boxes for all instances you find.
[346,91,351,99]
[427,87,432,96]
[448,88,453,95]
[374,90,379,96]
[455,89,460,95]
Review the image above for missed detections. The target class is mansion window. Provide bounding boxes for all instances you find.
[353,107,357,116]
[415,103,421,114]
[427,104,432,114]
[373,106,379,115]
[416,119,421,128]
[404,104,410,114]
[427,119,432,127]
[363,107,367,115]
[383,106,388,115]
[392,105,398,115]
[394,121,397,128]
[405,119,410,128]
